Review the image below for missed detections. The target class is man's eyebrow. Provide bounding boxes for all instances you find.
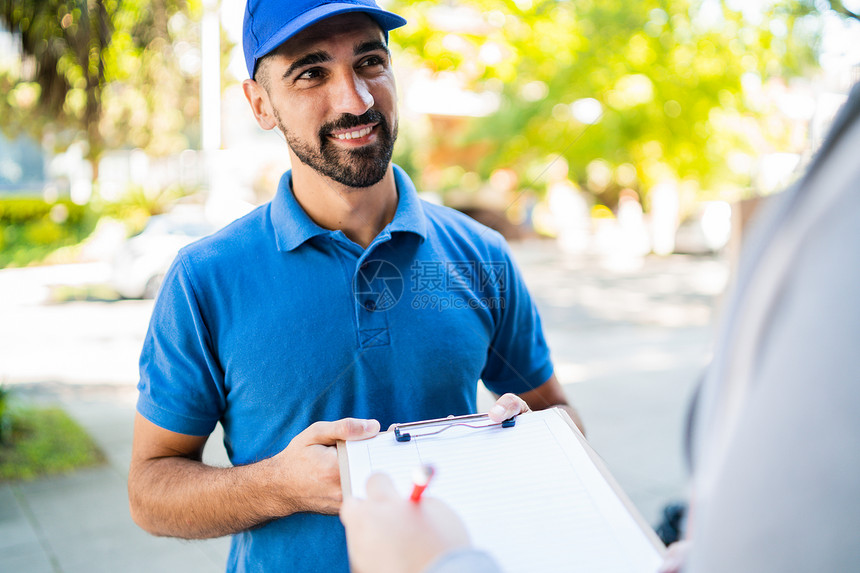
[282,51,332,80]
[355,40,389,57]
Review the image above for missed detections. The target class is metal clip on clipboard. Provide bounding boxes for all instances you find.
[393,413,517,443]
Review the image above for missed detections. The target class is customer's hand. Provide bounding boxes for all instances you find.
[340,473,471,573]
[269,418,380,515]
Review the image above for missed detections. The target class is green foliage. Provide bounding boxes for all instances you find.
[0,385,11,444]
[0,405,105,481]
[0,182,197,268]
[100,183,198,234]
[388,0,829,204]
[0,0,206,177]
[0,197,97,268]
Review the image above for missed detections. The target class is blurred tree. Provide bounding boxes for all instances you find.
[827,0,859,21]
[0,0,203,184]
[389,0,847,206]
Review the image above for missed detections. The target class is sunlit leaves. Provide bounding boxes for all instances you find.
[388,0,827,204]
[0,0,203,176]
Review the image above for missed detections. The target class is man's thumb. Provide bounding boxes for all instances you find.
[301,418,381,446]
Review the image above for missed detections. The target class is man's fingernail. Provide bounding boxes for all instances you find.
[490,405,506,418]
[363,420,375,432]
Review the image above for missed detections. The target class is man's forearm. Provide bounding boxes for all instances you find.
[128,416,377,539]
[128,455,288,539]
[558,404,586,436]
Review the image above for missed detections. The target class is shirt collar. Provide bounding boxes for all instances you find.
[388,164,428,241]
[271,164,427,252]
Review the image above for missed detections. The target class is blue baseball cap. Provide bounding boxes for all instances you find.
[243,0,407,79]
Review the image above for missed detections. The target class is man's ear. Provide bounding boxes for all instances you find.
[242,79,277,131]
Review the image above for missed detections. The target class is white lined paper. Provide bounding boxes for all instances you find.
[344,408,663,573]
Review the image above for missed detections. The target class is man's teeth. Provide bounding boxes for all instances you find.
[334,126,372,140]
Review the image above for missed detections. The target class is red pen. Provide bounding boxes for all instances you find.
[410,465,436,503]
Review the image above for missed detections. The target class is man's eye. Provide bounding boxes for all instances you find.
[297,68,322,80]
[360,56,384,68]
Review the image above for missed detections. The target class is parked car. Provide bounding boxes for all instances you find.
[110,210,217,299]
[673,201,732,255]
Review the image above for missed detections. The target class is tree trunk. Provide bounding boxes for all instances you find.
[77,0,110,188]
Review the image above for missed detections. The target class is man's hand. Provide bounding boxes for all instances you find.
[340,473,471,573]
[489,374,586,435]
[488,392,531,422]
[270,418,381,515]
[129,415,379,538]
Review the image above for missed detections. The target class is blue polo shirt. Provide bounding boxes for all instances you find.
[137,165,554,572]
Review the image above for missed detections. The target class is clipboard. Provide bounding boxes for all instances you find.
[338,412,515,498]
[338,408,665,573]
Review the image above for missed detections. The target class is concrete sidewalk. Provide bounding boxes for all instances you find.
[1,384,232,573]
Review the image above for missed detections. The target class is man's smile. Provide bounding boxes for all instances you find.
[328,123,377,144]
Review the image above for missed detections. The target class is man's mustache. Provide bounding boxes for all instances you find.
[321,110,386,135]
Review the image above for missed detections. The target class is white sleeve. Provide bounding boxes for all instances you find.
[423,549,502,573]
[686,108,860,573]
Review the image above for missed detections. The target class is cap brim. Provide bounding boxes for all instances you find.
[253,3,407,71]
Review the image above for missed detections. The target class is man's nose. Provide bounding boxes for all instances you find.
[331,71,374,116]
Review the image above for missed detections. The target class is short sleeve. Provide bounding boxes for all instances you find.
[479,240,554,396]
[136,252,226,436]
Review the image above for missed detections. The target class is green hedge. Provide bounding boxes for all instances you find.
[0,197,98,268]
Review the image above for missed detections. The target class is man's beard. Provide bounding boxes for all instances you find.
[276,108,397,188]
